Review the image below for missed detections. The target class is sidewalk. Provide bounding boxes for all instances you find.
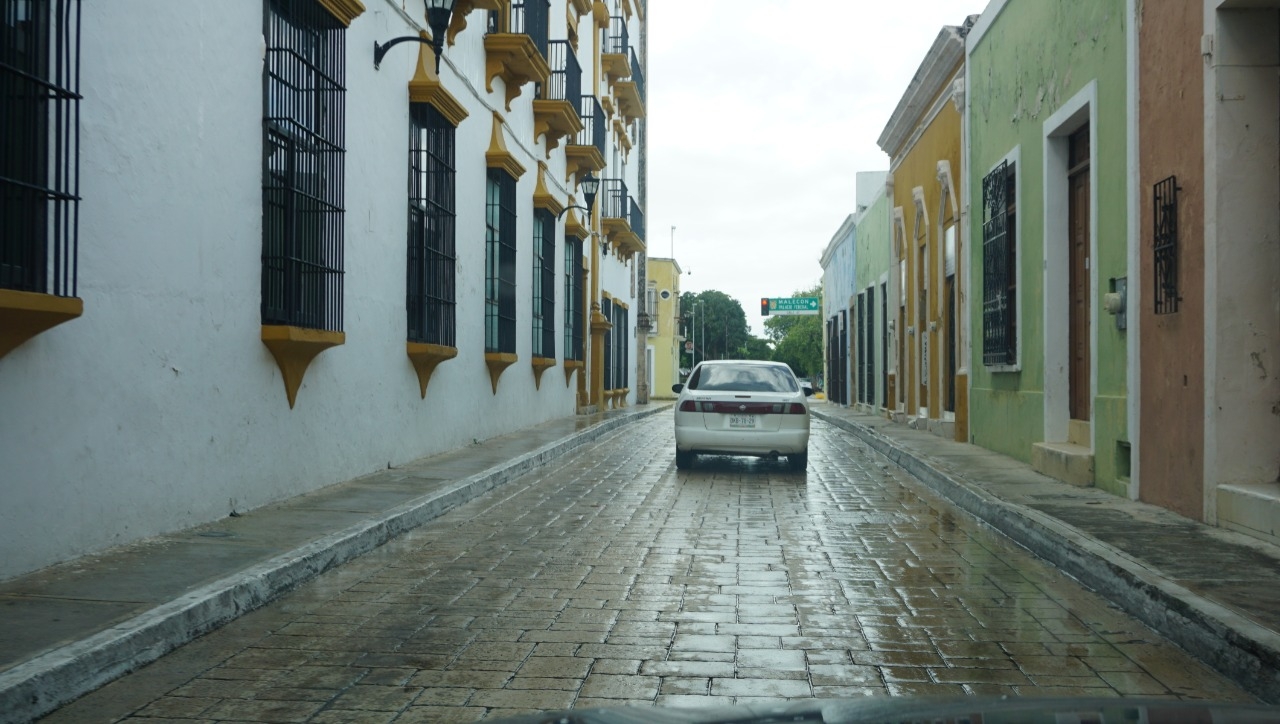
[0,405,664,723]
[811,403,1280,704]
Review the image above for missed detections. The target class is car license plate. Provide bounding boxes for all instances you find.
[728,414,757,429]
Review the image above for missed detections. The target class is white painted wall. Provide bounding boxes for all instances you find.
[0,0,641,579]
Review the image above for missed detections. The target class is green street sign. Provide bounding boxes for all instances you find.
[763,297,820,316]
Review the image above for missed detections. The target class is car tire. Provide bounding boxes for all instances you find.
[675,450,694,470]
[787,451,808,471]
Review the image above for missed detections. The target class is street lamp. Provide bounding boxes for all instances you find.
[555,172,607,256]
[374,0,457,71]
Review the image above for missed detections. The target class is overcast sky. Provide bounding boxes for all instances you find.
[644,0,981,336]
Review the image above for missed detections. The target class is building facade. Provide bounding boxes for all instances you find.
[820,216,855,407]
[878,22,968,442]
[644,257,681,399]
[1135,1,1280,541]
[853,174,892,415]
[0,0,646,580]
[966,0,1129,494]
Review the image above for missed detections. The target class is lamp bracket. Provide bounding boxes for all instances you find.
[374,36,437,70]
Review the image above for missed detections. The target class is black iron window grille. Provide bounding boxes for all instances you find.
[982,160,1017,366]
[880,282,888,408]
[612,301,628,389]
[485,169,517,354]
[865,286,877,405]
[838,309,848,405]
[856,294,867,405]
[564,237,584,362]
[1153,175,1180,315]
[575,95,605,158]
[532,209,555,358]
[602,296,614,389]
[538,40,581,104]
[262,0,346,331]
[488,0,549,59]
[605,15,628,55]
[408,103,456,346]
[2,0,81,297]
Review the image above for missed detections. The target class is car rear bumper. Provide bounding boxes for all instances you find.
[673,427,809,456]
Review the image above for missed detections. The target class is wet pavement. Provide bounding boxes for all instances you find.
[13,405,1271,722]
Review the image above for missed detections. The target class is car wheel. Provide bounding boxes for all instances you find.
[675,450,694,470]
[787,451,808,471]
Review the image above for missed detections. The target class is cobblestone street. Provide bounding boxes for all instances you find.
[45,413,1256,722]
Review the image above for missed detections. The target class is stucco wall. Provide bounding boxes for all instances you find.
[1138,1,1206,519]
[889,81,962,418]
[0,0,642,579]
[967,0,1130,494]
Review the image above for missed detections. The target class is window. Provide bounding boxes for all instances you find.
[646,284,657,335]
[408,104,456,346]
[1153,175,1180,315]
[532,209,555,358]
[601,296,614,389]
[1,0,81,297]
[262,0,346,331]
[982,160,1017,367]
[564,237,584,362]
[485,169,517,353]
[612,302,628,390]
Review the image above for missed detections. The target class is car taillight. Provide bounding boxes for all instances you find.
[679,400,807,414]
[784,403,807,414]
[679,400,698,412]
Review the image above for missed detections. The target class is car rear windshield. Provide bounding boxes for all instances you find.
[688,364,799,393]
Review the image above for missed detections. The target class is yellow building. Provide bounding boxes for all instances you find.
[876,20,971,442]
[645,258,682,399]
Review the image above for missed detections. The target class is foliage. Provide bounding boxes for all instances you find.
[764,284,823,378]
[677,290,751,369]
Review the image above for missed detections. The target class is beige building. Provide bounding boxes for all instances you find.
[645,258,682,399]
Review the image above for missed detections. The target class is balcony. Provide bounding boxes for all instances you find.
[534,41,584,156]
[614,46,645,123]
[601,178,645,259]
[565,95,606,181]
[601,15,630,84]
[484,0,551,110]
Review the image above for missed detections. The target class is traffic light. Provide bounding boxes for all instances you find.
[760,298,770,316]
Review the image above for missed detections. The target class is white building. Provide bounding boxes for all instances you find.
[0,0,647,580]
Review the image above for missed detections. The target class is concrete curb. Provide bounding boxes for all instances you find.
[0,406,665,724]
[814,410,1280,704]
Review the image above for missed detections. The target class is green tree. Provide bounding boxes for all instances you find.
[764,284,823,378]
[678,290,750,369]
[741,336,774,361]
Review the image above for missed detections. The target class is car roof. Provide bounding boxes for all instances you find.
[696,360,786,367]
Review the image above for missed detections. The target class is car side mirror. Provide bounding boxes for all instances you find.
[802,387,814,397]
[671,383,684,393]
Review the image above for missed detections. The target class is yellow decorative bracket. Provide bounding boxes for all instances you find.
[564,359,584,387]
[316,0,366,26]
[0,289,83,360]
[407,342,457,398]
[486,112,527,179]
[409,33,469,126]
[447,0,503,47]
[485,351,518,394]
[532,162,565,217]
[261,325,345,408]
[531,356,557,389]
[484,33,550,110]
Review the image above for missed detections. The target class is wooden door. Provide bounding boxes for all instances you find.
[1067,126,1091,421]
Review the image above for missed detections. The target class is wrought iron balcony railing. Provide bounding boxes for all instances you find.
[488,0,550,60]
[628,193,645,242]
[575,95,606,157]
[605,15,629,56]
[628,47,645,104]
[538,40,581,103]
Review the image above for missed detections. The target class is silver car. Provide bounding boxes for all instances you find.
[672,360,813,471]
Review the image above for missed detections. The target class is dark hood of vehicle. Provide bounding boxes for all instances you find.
[485,696,1277,724]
